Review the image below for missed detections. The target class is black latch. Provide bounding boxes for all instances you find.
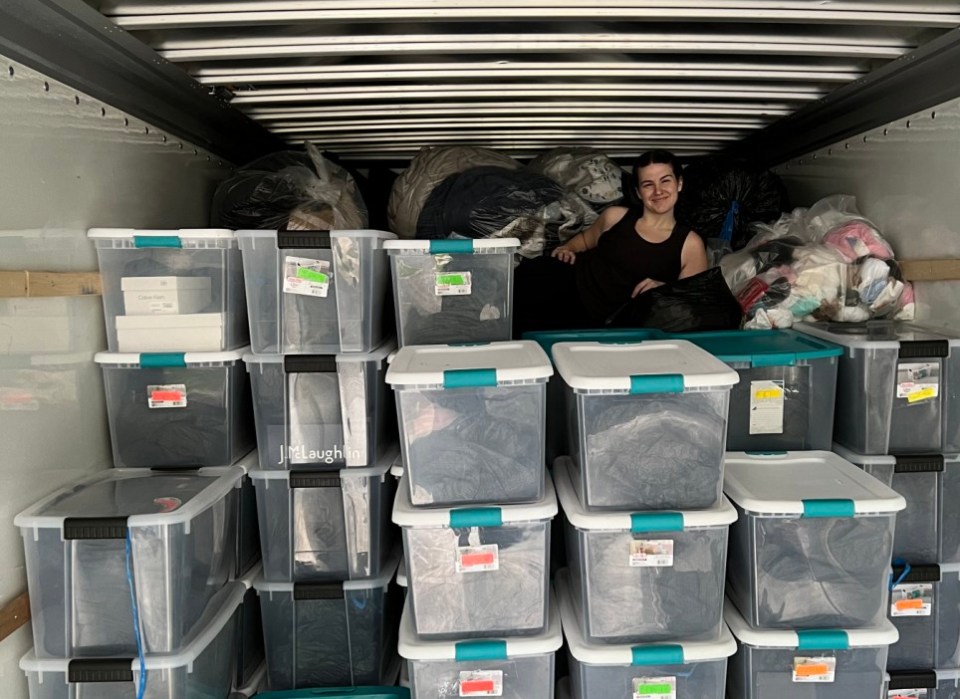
[68,658,134,683]
[900,340,949,358]
[284,355,337,374]
[63,517,128,540]
[892,563,941,584]
[293,582,344,600]
[888,670,938,690]
[289,471,342,489]
[277,230,331,249]
[895,454,944,473]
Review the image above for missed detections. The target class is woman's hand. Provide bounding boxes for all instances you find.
[632,278,664,297]
[552,246,577,265]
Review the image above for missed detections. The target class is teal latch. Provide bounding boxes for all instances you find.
[631,644,684,666]
[140,353,187,368]
[802,499,856,518]
[133,235,182,248]
[450,507,503,528]
[631,512,684,533]
[629,374,684,394]
[443,368,498,388]
[797,629,849,651]
[429,239,474,254]
[455,639,508,661]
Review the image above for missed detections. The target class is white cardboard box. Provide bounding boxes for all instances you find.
[122,276,212,315]
[116,313,224,352]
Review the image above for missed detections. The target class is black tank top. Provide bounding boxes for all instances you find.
[576,207,690,319]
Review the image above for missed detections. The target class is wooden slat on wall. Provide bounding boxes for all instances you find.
[0,592,30,642]
[899,259,960,282]
[0,271,102,297]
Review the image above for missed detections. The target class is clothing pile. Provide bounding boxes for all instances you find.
[720,195,915,329]
[525,147,624,211]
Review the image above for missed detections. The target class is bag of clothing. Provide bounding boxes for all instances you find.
[525,147,624,210]
[607,267,743,332]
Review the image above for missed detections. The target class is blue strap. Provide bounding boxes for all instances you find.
[455,640,508,661]
[430,239,474,254]
[450,507,503,528]
[133,235,181,248]
[631,644,684,666]
[890,559,912,591]
[139,353,186,368]
[797,629,849,651]
[443,368,497,389]
[802,499,855,518]
[629,374,684,394]
[631,512,684,533]
[719,200,739,243]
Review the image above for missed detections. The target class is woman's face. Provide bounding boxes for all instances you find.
[636,163,681,215]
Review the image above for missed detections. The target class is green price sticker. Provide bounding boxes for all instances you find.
[437,273,467,285]
[636,684,672,695]
[297,267,329,284]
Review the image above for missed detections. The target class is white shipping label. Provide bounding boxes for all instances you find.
[792,657,836,683]
[459,670,503,697]
[891,584,934,617]
[283,256,331,298]
[750,380,785,435]
[889,688,928,699]
[629,540,674,568]
[147,384,187,409]
[435,271,472,296]
[897,362,940,404]
[455,544,499,574]
[632,676,676,699]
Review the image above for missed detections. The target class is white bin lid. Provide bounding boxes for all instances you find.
[20,581,245,674]
[386,341,552,387]
[231,450,259,476]
[554,457,737,530]
[95,347,248,366]
[557,570,736,665]
[552,340,739,392]
[796,321,960,350]
[15,466,244,532]
[724,600,898,649]
[723,451,906,516]
[249,444,398,483]
[383,238,520,251]
[242,339,395,367]
[236,229,395,240]
[88,228,235,240]
[398,593,562,661]
[831,444,896,468]
[254,548,400,594]
[237,561,263,590]
[392,472,557,527]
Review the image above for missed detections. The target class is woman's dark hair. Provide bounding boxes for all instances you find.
[633,150,683,182]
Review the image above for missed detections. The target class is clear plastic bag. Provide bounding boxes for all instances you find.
[525,147,624,209]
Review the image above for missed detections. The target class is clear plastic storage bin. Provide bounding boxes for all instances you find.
[245,342,394,470]
[797,321,960,455]
[555,457,736,643]
[393,473,557,639]
[558,571,736,699]
[232,450,262,578]
[251,446,398,582]
[20,581,245,699]
[16,466,243,658]
[667,329,842,452]
[231,662,266,699]
[96,348,255,468]
[88,228,248,352]
[256,552,401,689]
[725,600,898,699]
[235,564,266,692]
[552,340,738,510]
[838,445,960,565]
[384,238,519,346]
[236,229,395,354]
[386,341,551,507]
[724,451,906,629]
[886,669,960,699]
[399,595,561,699]
[887,563,960,671]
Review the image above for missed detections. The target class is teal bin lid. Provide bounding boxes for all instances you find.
[665,329,842,367]
[254,689,409,698]
[522,328,664,360]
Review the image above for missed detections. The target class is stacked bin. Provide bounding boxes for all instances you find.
[387,340,561,698]
[547,339,740,699]
[798,320,960,681]
[723,451,905,698]
[237,227,403,691]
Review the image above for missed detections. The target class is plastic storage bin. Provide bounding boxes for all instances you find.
[16,466,243,658]
[237,229,395,354]
[232,450,262,579]
[386,341,551,507]
[231,662,266,699]
[667,329,842,451]
[256,552,401,689]
[724,451,906,629]
[251,446,398,582]
[235,564,266,691]
[246,342,394,470]
[796,321,960,454]
[254,689,409,698]
[558,571,736,699]
[725,600,898,699]
[393,472,557,639]
[886,669,960,699]
[89,228,248,352]
[384,238,519,346]
[96,348,255,469]
[399,595,561,699]
[552,339,739,510]
[837,445,960,565]
[887,563,960,671]
[555,457,736,643]
[20,581,244,699]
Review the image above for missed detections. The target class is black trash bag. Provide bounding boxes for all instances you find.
[677,158,788,250]
[607,267,743,332]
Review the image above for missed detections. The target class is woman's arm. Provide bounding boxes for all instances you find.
[553,206,628,264]
[678,231,709,279]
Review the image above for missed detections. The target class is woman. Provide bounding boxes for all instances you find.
[513,149,708,333]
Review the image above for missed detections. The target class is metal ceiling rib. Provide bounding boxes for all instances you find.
[85,0,960,162]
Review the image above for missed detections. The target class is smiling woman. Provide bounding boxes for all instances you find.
[513,150,708,334]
